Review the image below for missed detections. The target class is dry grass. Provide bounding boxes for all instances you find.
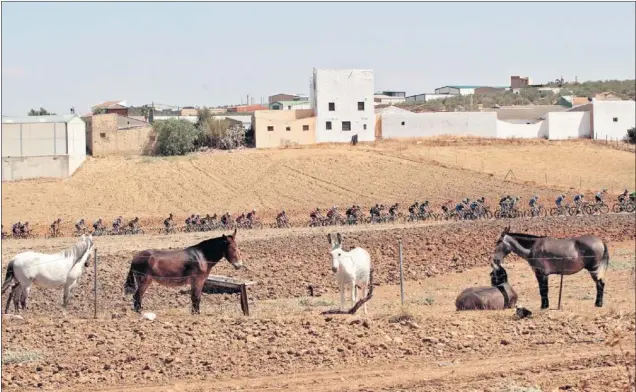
[2,138,633,230]
[378,138,635,192]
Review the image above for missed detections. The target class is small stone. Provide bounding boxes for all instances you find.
[500,339,511,345]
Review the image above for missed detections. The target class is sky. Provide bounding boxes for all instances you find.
[1,1,635,116]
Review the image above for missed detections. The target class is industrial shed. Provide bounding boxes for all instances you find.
[2,115,87,181]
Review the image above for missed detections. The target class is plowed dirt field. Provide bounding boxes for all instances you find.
[2,215,635,392]
[3,138,634,233]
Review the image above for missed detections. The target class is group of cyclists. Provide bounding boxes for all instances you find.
[4,189,635,239]
[163,209,266,233]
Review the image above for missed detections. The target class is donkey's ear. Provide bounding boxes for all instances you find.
[327,233,332,245]
[336,233,342,245]
[503,225,510,233]
[232,228,237,238]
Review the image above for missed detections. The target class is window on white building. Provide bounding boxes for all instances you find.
[267,126,274,132]
[303,125,309,131]
[363,124,367,130]
[288,106,292,110]
[342,121,351,131]
[326,121,332,130]
[329,102,335,111]
[401,121,405,126]
[286,126,291,131]
[358,102,365,111]
[613,117,618,122]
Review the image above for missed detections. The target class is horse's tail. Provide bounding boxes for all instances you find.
[123,263,138,295]
[597,242,610,281]
[1,260,15,294]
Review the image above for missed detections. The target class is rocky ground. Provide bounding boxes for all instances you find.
[1,215,635,391]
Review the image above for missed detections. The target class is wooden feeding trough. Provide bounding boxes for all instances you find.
[203,275,256,316]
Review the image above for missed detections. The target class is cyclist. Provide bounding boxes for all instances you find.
[595,188,607,205]
[22,222,31,237]
[419,200,430,216]
[618,189,629,204]
[389,203,399,217]
[112,216,123,233]
[370,204,380,219]
[277,210,288,225]
[51,218,62,237]
[246,209,257,223]
[221,212,232,227]
[75,218,87,234]
[555,193,566,208]
[164,213,174,231]
[573,193,585,206]
[128,217,139,231]
[93,217,104,231]
[12,221,23,237]
[529,195,539,208]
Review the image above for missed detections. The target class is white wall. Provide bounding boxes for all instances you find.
[2,155,70,181]
[381,112,498,139]
[546,112,591,140]
[271,102,311,110]
[496,120,545,139]
[592,101,636,141]
[66,117,87,175]
[313,68,375,143]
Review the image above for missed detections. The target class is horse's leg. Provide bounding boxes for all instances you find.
[4,283,19,314]
[190,277,205,315]
[534,271,549,309]
[18,284,30,313]
[588,271,606,308]
[360,284,368,315]
[133,276,151,313]
[351,280,357,307]
[339,282,345,310]
[63,280,79,308]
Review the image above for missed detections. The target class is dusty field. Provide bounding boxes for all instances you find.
[3,138,634,233]
[373,138,636,192]
[2,215,635,391]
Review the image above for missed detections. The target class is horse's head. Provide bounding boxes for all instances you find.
[490,263,508,286]
[222,228,243,270]
[76,234,94,268]
[327,233,344,273]
[492,226,513,267]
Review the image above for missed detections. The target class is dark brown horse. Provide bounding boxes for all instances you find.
[456,264,518,311]
[492,226,609,309]
[123,229,243,314]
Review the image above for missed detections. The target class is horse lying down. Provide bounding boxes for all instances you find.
[455,264,518,311]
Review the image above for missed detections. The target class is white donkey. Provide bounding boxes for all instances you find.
[1,234,94,313]
[328,233,372,314]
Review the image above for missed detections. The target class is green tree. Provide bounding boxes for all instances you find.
[92,107,106,115]
[28,107,55,116]
[154,119,203,156]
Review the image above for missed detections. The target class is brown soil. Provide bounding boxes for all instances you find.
[2,215,635,392]
[3,138,634,234]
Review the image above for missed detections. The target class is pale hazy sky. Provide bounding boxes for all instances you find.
[1,1,635,116]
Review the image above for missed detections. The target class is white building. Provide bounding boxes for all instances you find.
[567,100,636,142]
[405,93,455,103]
[434,85,484,96]
[269,100,312,110]
[310,68,375,143]
[2,115,87,181]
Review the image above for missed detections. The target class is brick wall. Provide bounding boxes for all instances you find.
[89,114,155,156]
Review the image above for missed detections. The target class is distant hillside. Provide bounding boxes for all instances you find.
[398,79,635,112]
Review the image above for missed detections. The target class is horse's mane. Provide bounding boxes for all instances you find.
[187,235,230,260]
[64,237,92,264]
[188,235,228,250]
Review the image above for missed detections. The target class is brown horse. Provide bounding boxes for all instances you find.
[123,229,243,314]
[492,226,609,309]
[456,264,518,311]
